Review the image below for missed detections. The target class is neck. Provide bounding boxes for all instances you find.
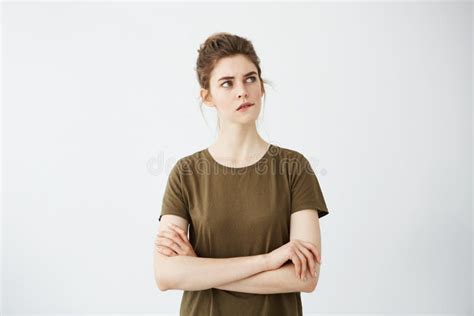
[210,122,269,162]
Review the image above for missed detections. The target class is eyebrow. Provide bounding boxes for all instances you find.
[218,71,257,82]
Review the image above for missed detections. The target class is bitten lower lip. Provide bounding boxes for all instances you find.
[236,103,254,111]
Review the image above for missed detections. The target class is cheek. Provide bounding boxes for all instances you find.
[214,102,235,117]
[250,84,263,96]
[215,97,235,113]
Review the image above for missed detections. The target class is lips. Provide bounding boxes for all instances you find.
[236,102,254,111]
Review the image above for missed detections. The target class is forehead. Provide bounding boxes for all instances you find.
[211,54,257,80]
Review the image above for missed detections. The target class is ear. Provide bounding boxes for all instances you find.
[200,88,214,107]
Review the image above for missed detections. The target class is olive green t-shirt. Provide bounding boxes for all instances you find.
[159,143,329,316]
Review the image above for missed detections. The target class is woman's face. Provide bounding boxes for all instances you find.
[201,54,264,127]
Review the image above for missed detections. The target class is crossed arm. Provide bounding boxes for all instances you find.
[213,260,318,294]
[154,210,322,294]
[213,210,322,294]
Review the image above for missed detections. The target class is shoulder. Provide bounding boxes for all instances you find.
[270,145,320,182]
[171,148,209,176]
[271,144,311,166]
[273,144,304,158]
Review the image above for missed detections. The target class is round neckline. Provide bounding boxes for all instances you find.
[204,143,273,171]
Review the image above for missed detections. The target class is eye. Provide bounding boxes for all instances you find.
[221,76,257,88]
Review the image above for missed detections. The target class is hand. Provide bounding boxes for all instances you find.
[154,223,197,257]
[264,239,321,280]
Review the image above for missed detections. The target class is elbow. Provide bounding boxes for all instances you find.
[155,265,177,291]
[302,278,318,293]
[154,259,172,291]
[303,263,321,293]
[155,275,169,292]
[154,250,177,291]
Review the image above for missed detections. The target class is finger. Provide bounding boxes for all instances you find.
[169,223,194,254]
[295,247,307,279]
[158,232,193,256]
[163,245,178,256]
[161,226,185,245]
[290,253,302,279]
[293,247,307,280]
[168,224,189,243]
[297,244,316,278]
[300,241,321,264]
[156,236,184,255]
[158,231,186,252]
[157,245,177,256]
[155,238,172,252]
[167,225,193,254]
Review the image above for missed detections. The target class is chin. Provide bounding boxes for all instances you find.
[237,111,259,119]
[237,118,259,126]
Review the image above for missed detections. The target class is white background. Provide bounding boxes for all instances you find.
[2,1,472,315]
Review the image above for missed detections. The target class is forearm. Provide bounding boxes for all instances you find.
[160,254,267,291]
[214,262,318,294]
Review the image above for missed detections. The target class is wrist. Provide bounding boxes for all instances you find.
[258,254,269,271]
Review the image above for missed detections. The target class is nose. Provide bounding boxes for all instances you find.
[236,81,248,99]
[237,88,248,99]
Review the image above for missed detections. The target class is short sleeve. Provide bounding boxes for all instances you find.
[159,159,191,223]
[289,154,329,218]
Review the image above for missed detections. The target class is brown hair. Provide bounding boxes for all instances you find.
[195,32,271,130]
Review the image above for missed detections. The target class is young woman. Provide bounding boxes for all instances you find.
[153,32,329,316]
